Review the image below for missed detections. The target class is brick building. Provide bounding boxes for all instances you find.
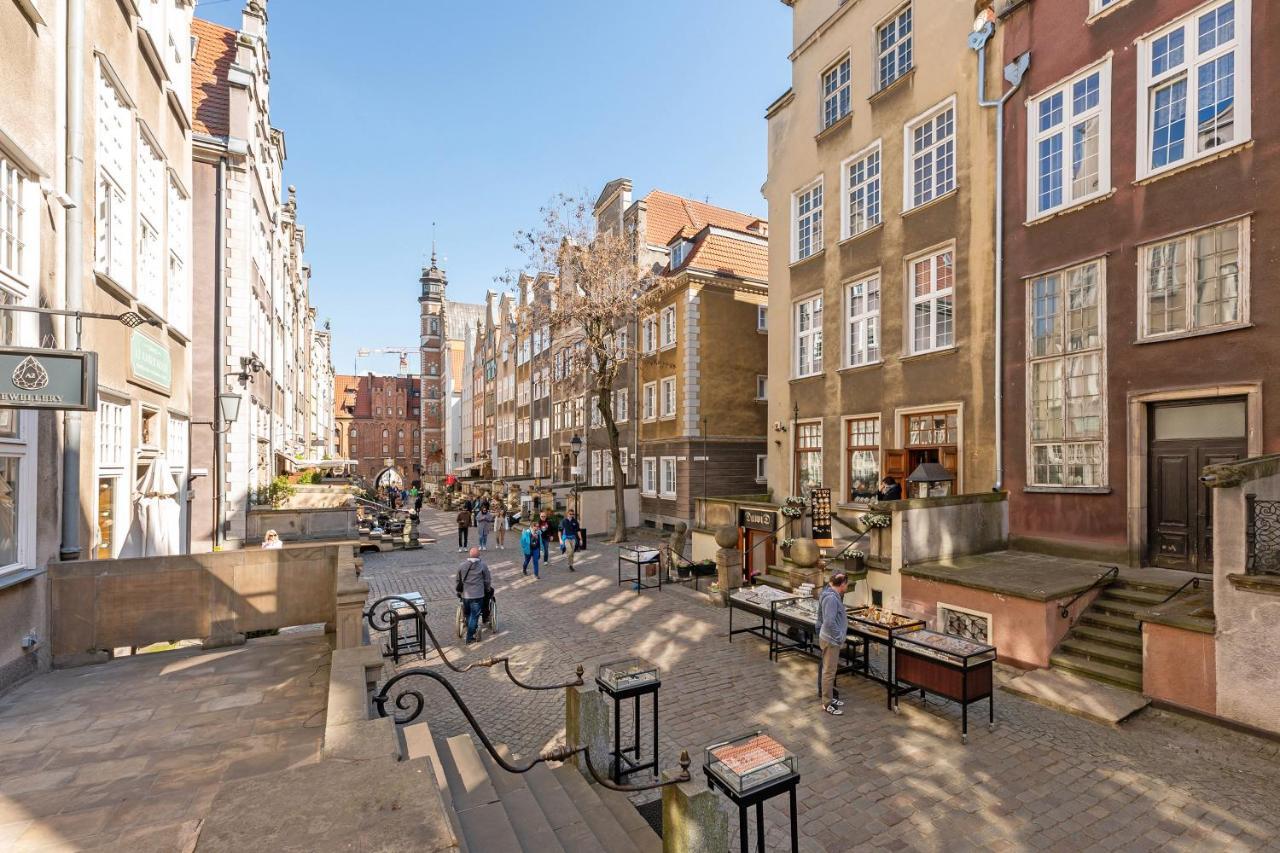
[334,373,421,489]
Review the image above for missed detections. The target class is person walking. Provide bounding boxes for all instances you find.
[456,506,471,552]
[537,510,552,563]
[494,506,508,550]
[476,507,494,551]
[816,571,850,716]
[456,547,492,645]
[520,524,541,578]
[559,509,581,572]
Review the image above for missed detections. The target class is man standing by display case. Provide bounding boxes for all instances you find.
[817,572,849,716]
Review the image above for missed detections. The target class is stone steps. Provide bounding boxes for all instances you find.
[1049,651,1144,691]
[1070,624,1143,651]
[1057,636,1144,670]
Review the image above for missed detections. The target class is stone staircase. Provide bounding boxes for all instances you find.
[1049,574,1185,691]
[403,720,661,853]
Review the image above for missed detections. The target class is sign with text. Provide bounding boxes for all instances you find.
[810,487,833,546]
[128,331,171,393]
[740,508,776,532]
[0,347,97,411]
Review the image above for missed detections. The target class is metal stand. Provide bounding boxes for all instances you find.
[705,769,799,853]
[617,550,662,593]
[386,592,427,663]
[596,677,661,784]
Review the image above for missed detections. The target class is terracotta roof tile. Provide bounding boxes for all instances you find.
[191,18,237,138]
[669,230,769,283]
[642,190,765,247]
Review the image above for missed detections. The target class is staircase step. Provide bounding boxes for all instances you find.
[442,735,522,852]
[478,749,566,853]
[1070,625,1143,651]
[596,789,662,853]
[401,723,467,851]
[1078,611,1140,633]
[552,764,643,853]
[1091,597,1155,620]
[1049,652,1144,691]
[1102,586,1170,606]
[1058,637,1143,669]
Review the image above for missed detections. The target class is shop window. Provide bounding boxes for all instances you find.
[902,410,958,496]
[845,417,880,502]
[795,421,823,495]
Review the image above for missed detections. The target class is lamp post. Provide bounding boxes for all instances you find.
[570,433,583,516]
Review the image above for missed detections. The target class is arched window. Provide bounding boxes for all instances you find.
[382,428,389,438]
[349,428,357,437]
[397,429,404,438]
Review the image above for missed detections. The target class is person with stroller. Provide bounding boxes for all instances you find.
[456,547,492,645]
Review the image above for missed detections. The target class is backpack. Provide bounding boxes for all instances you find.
[521,528,533,554]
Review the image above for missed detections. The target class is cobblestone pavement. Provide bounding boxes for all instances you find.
[366,508,1280,853]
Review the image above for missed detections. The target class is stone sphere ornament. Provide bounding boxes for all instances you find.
[789,537,821,568]
[715,525,739,549]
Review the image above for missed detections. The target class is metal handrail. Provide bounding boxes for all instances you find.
[1058,564,1120,619]
[364,595,585,692]
[1153,575,1208,606]
[373,667,691,793]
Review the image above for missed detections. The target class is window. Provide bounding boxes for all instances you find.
[96,399,129,560]
[756,375,767,401]
[1139,0,1248,177]
[615,388,628,422]
[166,416,188,470]
[1027,260,1105,487]
[845,418,880,502]
[660,305,677,348]
[670,240,690,269]
[905,101,956,209]
[905,410,960,496]
[660,457,677,498]
[1140,219,1246,338]
[643,315,657,353]
[845,275,881,367]
[660,377,676,418]
[136,132,164,310]
[877,5,913,91]
[793,179,823,261]
[620,448,629,479]
[757,304,767,331]
[642,457,658,496]
[590,395,602,429]
[1090,0,1121,12]
[908,249,954,354]
[795,421,823,495]
[1029,61,1110,218]
[0,156,34,287]
[575,396,585,428]
[756,454,767,484]
[794,295,823,377]
[821,56,851,130]
[95,65,132,290]
[842,142,882,239]
[97,400,128,470]
[643,381,657,420]
[590,449,602,486]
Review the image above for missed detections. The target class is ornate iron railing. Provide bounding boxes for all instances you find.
[364,595,585,691]
[1058,565,1119,620]
[1245,494,1280,576]
[373,667,690,793]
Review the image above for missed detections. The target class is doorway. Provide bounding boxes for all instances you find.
[744,528,775,580]
[1147,399,1247,572]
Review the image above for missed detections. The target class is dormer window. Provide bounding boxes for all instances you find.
[670,240,691,269]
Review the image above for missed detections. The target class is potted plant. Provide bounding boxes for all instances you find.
[834,543,866,574]
[779,537,795,560]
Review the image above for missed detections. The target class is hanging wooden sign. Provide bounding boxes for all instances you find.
[0,347,97,411]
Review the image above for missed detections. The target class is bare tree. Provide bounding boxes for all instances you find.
[506,192,649,543]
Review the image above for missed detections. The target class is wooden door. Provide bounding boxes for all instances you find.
[744,529,775,579]
[1149,439,1246,571]
[1196,443,1246,570]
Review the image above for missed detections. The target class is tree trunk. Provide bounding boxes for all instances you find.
[594,379,628,543]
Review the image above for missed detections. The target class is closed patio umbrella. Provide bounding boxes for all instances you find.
[127,457,182,557]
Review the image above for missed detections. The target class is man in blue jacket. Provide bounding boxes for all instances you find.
[816,572,849,716]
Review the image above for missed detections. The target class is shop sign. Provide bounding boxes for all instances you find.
[740,508,775,532]
[129,331,171,393]
[0,347,98,411]
[811,487,833,546]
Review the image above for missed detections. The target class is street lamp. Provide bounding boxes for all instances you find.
[570,433,583,515]
[216,392,242,434]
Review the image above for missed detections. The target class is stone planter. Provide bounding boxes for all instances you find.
[789,538,820,569]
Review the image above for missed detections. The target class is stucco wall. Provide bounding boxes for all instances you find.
[896,493,1009,568]
[245,507,358,544]
[1142,622,1216,716]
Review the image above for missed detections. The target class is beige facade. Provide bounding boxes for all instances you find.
[765,0,1000,509]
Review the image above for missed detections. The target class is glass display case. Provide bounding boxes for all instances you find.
[596,657,660,692]
[847,606,926,641]
[893,629,997,742]
[894,630,995,667]
[704,731,797,795]
[617,545,663,592]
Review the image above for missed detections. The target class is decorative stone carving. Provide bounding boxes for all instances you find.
[668,521,689,556]
[714,524,739,549]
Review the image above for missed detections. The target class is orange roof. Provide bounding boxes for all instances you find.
[191,18,237,137]
[642,190,765,247]
[670,229,769,283]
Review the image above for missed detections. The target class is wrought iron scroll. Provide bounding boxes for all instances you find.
[1246,494,1280,576]
[372,667,691,793]
[363,595,585,692]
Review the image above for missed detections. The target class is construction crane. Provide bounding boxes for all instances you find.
[354,347,419,376]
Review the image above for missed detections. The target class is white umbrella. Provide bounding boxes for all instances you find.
[127,457,182,557]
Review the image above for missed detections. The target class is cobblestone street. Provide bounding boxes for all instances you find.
[366,509,1280,852]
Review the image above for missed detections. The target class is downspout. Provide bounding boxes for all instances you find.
[970,14,1029,493]
[59,0,85,561]
[213,157,227,547]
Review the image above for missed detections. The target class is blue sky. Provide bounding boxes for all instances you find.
[194,0,791,376]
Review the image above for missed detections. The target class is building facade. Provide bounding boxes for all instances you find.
[765,0,1001,509]
[333,373,420,487]
[998,0,1272,569]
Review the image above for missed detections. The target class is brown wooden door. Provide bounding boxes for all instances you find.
[1149,439,1246,572]
[744,529,775,579]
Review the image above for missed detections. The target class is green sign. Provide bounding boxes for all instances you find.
[129,331,171,392]
[0,347,98,411]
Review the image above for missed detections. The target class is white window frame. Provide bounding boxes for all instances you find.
[820,54,852,130]
[642,381,657,421]
[95,397,130,560]
[907,246,955,355]
[756,454,767,484]
[845,273,881,368]
[841,140,882,240]
[1027,58,1113,220]
[641,457,658,496]
[755,375,767,401]
[794,294,824,378]
[903,97,956,211]
[660,305,677,349]
[1136,0,1251,180]
[615,388,629,423]
[756,304,767,331]
[876,4,913,92]
[792,177,824,262]
[659,456,677,499]
[1137,217,1250,340]
[643,315,657,353]
[660,376,676,419]
[0,154,39,292]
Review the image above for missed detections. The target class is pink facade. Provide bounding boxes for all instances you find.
[1142,623,1217,717]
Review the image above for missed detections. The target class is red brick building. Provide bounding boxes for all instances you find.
[334,373,422,488]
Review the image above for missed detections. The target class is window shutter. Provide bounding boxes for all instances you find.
[885,449,907,483]
[940,448,959,476]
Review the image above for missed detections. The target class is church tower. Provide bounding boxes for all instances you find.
[419,250,447,478]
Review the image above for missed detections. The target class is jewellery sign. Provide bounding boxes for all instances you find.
[0,347,98,411]
[810,487,833,547]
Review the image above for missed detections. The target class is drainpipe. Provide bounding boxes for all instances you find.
[969,11,1030,493]
[59,0,85,561]
[213,157,227,547]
